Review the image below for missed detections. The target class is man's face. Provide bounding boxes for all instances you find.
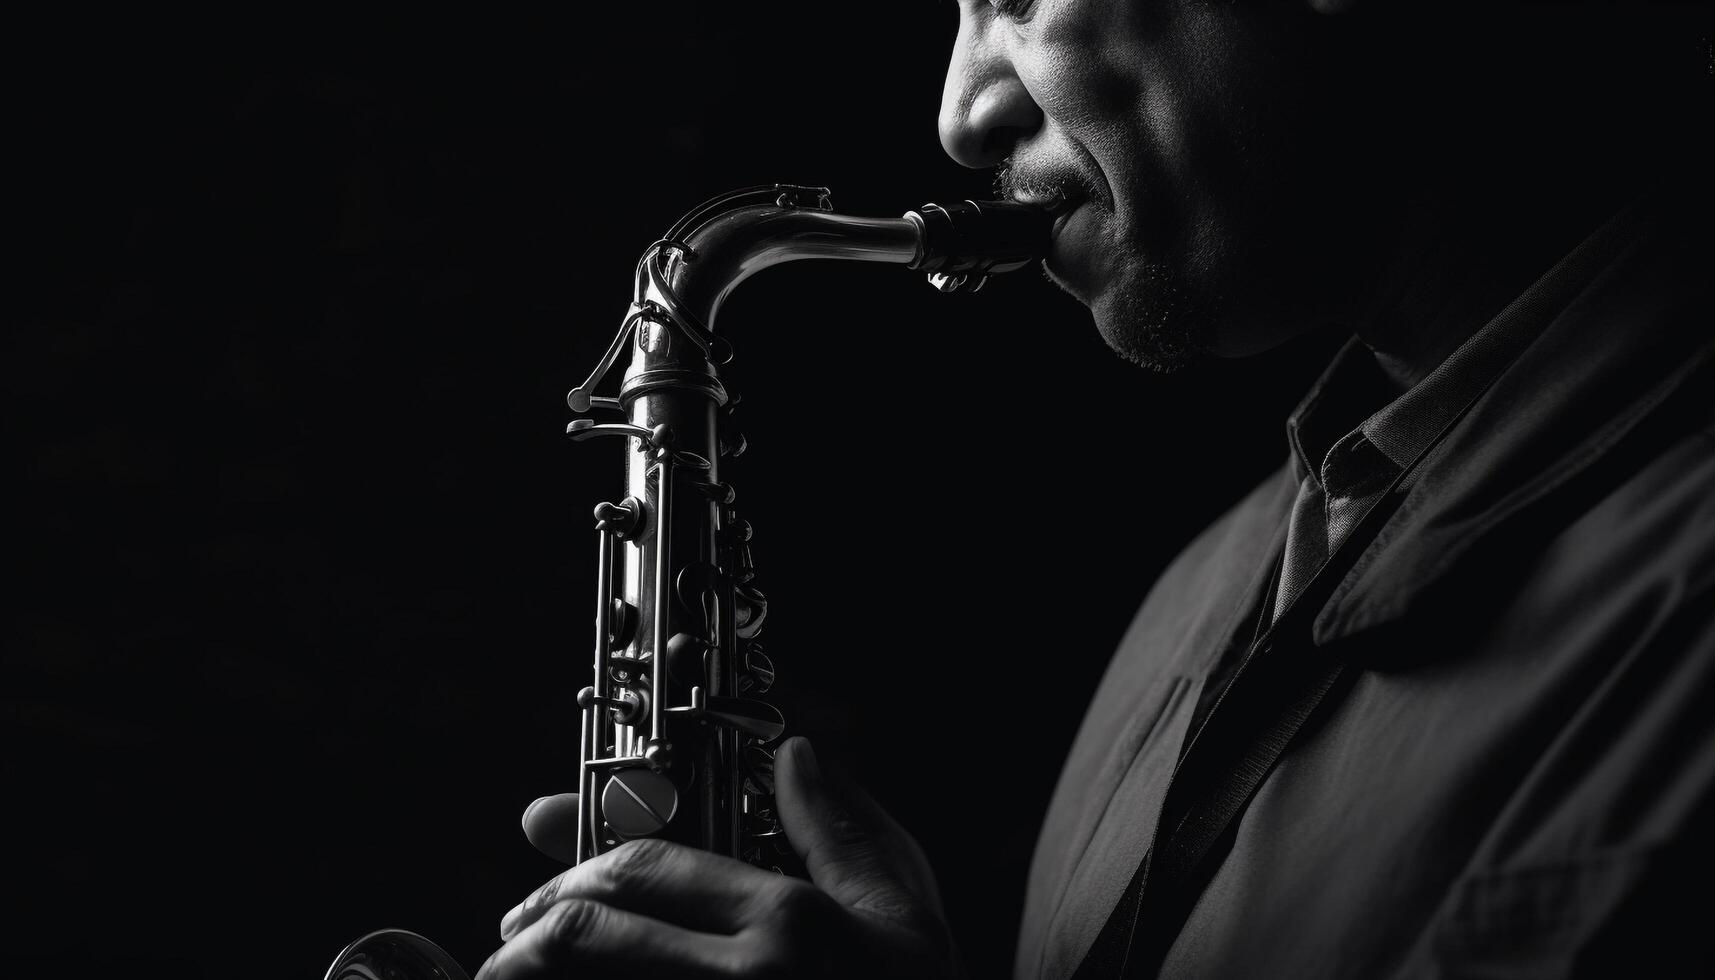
[941,1,1347,370]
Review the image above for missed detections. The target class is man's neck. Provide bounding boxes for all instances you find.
[1353,189,1616,393]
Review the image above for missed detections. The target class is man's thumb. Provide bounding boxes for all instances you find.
[774,736,944,917]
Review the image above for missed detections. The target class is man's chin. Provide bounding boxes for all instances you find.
[1060,266,1215,374]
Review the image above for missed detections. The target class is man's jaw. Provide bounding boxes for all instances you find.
[994,160,1221,373]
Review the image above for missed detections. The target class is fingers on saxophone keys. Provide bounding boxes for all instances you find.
[477,900,739,980]
[500,838,822,941]
[520,793,580,865]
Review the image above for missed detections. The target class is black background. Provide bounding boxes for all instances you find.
[11,7,1342,976]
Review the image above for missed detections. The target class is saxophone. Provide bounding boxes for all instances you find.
[324,185,1047,980]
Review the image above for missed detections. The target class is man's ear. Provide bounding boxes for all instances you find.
[1308,0,1361,13]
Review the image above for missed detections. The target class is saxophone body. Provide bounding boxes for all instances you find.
[325,186,1046,980]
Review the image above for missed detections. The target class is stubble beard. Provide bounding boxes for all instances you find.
[1041,244,1222,375]
[996,163,1225,373]
[1101,262,1218,373]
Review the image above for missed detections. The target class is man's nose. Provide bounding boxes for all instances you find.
[938,21,1041,169]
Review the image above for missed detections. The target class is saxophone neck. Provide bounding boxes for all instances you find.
[660,185,1051,332]
[661,203,920,336]
[565,185,1048,416]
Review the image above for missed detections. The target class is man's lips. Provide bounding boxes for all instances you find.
[998,165,1104,289]
[1050,198,1084,238]
[1006,191,1085,258]
[1008,187,1088,249]
[1010,187,1080,219]
[1012,190,1099,293]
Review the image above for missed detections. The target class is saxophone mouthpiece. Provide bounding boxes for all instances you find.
[905,199,1052,293]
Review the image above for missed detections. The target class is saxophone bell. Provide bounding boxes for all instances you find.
[325,929,465,980]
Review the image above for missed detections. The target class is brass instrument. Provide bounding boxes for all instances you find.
[324,186,1046,980]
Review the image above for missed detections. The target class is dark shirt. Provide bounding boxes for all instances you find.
[1018,196,1715,978]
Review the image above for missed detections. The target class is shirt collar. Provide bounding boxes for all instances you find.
[1308,195,1713,644]
[1284,337,1418,504]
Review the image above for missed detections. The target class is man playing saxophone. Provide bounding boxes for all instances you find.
[477,2,1713,977]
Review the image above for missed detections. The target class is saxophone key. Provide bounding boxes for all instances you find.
[601,767,680,840]
[738,643,774,695]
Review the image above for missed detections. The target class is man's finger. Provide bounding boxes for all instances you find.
[477,899,739,980]
[774,737,943,918]
[520,792,580,865]
[499,837,800,941]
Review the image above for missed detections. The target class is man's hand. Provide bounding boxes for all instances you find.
[474,737,961,979]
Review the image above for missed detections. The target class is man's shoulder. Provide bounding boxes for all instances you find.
[1067,464,1300,712]
[1124,465,1293,644]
